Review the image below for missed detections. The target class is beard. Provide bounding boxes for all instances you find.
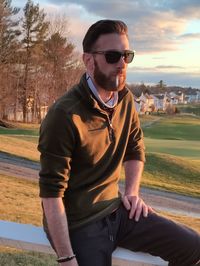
[93,60,126,91]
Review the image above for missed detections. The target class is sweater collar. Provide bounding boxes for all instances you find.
[77,73,129,111]
[86,74,118,109]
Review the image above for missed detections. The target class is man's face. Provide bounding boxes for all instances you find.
[91,33,130,92]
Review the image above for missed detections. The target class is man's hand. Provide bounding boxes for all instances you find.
[122,195,153,221]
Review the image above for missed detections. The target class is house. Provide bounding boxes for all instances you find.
[151,94,165,111]
[169,91,184,104]
[185,90,200,103]
[133,97,141,113]
[139,93,152,114]
[5,103,48,122]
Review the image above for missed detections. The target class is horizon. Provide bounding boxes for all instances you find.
[12,0,200,89]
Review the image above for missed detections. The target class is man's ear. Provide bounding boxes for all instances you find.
[82,53,94,72]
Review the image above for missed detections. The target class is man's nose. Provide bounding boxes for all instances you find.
[117,55,126,67]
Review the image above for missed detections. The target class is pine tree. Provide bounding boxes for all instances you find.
[43,32,74,103]
[0,0,20,64]
[20,0,49,122]
[0,0,21,119]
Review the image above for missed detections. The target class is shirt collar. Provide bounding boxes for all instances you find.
[86,74,118,109]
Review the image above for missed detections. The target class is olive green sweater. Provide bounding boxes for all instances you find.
[38,74,145,229]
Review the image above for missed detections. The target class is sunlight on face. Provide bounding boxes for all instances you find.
[92,33,130,91]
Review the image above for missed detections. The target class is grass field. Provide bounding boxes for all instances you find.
[145,138,200,159]
[0,246,57,266]
[0,135,39,161]
[0,174,42,226]
[3,174,199,230]
[142,153,200,197]
[0,114,200,197]
[140,114,200,197]
[176,103,200,117]
[0,122,39,136]
[142,115,200,141]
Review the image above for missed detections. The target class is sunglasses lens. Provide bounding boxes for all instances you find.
[105,51,134,64]
[124,52,134,63]
[105,51,121,64]
[91,50,135,64]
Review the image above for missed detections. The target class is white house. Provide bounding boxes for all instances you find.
[185,91,200,103]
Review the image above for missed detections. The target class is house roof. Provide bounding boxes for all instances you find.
[152,94,165,100]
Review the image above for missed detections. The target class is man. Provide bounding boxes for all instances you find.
[38,20,200,266]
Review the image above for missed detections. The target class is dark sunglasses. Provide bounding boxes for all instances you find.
[90,50,135,64]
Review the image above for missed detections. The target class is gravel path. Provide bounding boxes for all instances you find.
[0,151,200,218]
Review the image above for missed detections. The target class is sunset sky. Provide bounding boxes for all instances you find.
[12,0,200,88]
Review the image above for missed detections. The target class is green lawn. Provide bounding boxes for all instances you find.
[140,114,200,196]
[120,151,200,198]
[144,138,200,159]
[0,246,57,266]
[177,103,200,116]
[142,153,200,197]
[0,127,39,136]
[142,115,200,140]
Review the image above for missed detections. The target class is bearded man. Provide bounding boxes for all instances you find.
[38,20,200,266]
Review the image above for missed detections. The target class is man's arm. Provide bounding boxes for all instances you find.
[42,198,78,266]
[122,160,153,221]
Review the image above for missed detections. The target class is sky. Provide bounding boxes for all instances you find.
[12,0,200,89]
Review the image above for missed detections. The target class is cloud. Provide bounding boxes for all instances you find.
[129,65,200,73]
[42,0,199,54]
[178,33,200,40]
[13,0,200,54]
[152,57,165,60]
[161,0,200,19]
[38,3,95,51]
[156,65,185,69]
[127,11,186,54]
[127,66,200,87]
[45,0,200,21]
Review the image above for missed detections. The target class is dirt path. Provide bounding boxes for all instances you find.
[0,151,200,218]
[0,151,39,181]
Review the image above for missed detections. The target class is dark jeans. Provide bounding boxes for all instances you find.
[68,204,200,266]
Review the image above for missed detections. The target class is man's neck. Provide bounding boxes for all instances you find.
[86,74,118,109]
[96,87,114,103]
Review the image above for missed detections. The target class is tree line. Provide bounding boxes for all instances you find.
[0,0,84,123]
[128,80,200,97]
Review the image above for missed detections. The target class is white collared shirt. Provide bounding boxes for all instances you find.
[86,74,118,109]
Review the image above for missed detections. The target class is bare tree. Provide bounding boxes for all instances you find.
[47,12,70,37]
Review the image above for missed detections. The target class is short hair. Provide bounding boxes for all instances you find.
[82,19,128,52]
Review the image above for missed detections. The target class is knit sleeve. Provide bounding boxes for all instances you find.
[123,103,145,163]
[38,106,76,198]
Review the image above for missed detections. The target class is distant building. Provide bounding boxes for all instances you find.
[185,90,200,103]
